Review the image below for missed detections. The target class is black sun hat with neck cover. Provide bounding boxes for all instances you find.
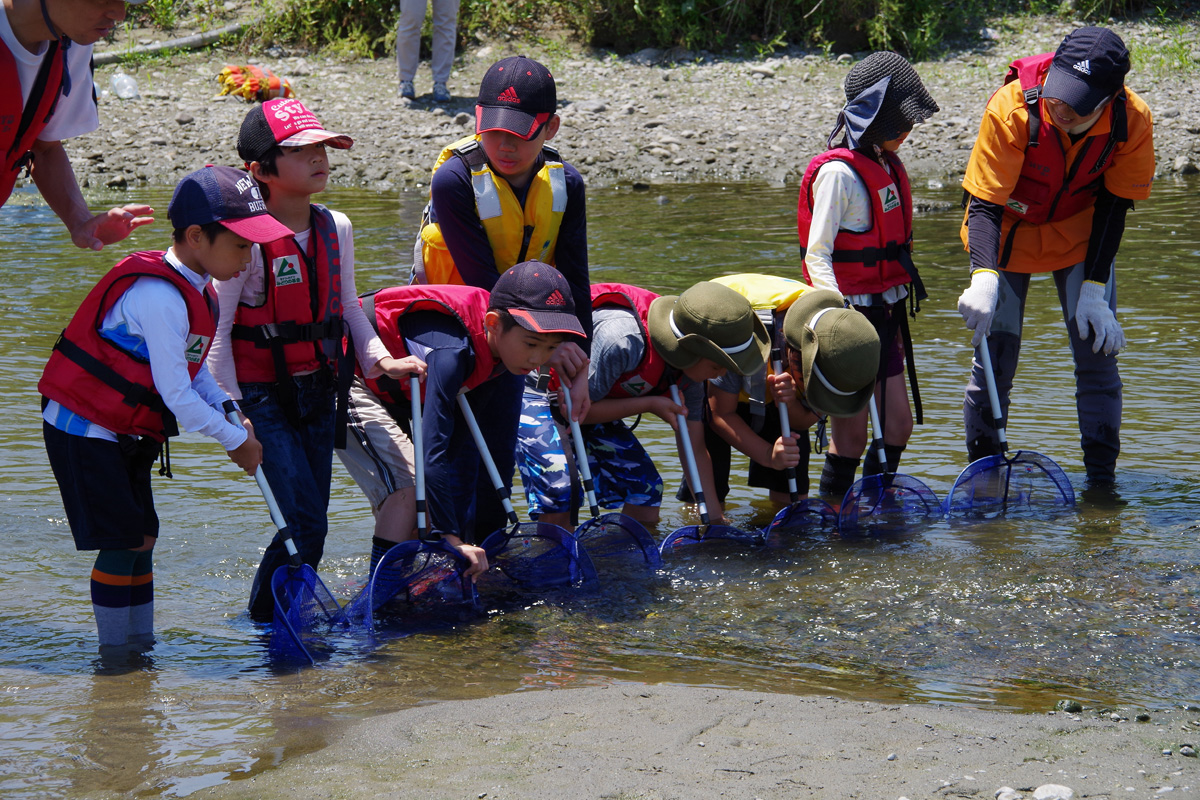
[828,51,939,151]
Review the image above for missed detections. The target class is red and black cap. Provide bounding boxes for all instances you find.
[489,261,584,337]
[476,56,557,141]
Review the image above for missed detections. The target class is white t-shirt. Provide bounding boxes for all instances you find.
[0,4,99,143]
[208,207,392,399]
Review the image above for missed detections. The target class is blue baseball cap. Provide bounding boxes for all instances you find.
[1043,27,1130,115]
[167,165,292,243]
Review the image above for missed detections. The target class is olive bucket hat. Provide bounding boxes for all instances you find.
[647,282,769,376]
[782,289,880,417]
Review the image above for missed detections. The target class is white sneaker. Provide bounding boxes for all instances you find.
[399,80,415,99]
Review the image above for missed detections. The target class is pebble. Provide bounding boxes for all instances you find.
[1033,785,1074,800]
[886,752,896,761]
[996,789,1022,800]
[1056,700,1084,713]
[1180,744,1197,757]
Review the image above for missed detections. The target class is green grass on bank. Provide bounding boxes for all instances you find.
[125,0,1197,64]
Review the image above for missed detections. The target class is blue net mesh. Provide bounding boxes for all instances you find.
[837,473,942,533]
[574,513,663,569]
[479,522,598,593]
[766,498,838,535]
[944,450,1076,518]
[339,541,479,632]
[268,564,342,664]
[658,523,765,554]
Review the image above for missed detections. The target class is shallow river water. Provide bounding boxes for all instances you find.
[1,178,1198,798]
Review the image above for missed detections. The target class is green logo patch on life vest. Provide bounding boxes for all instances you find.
[1006,198,1030,215]
[184,334,211,364]
[878,184,901,213]
[273,255,303,286]
[619,376,650,396]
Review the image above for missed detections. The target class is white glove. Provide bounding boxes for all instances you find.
[957,269,1000,347]
[1075,280,1125,355]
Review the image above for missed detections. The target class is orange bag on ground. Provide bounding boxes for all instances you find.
[217,65,295,101]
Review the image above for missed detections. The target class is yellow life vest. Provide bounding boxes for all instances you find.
[710,274,813,408]
[417,135,568,285]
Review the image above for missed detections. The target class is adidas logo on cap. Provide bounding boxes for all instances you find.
[497,86,520,104]
[545,289,565,306]
[1072,59,1091,75]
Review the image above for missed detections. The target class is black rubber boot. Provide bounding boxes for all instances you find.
[820,453,861,503]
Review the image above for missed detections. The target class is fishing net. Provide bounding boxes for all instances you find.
[765,497,838,535]
[268,564,341,664]
[479,523,598,593]
[339,541,479,632]
[837,473,942,533]
[658,522,765,553]
[574,513,663,568]
[944,451,1076,517]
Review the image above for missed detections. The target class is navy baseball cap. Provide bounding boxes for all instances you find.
[489,261,584,337]
[476,56,557,140]
[168,165,292,243]
[1043,27,1130,115]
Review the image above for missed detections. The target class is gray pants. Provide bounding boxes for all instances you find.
[963,262,1122,483]
[396,0,460,83]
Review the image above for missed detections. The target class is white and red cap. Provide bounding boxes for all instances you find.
[237,98,354,163]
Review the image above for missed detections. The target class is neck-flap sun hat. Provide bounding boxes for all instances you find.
[646,282,769,376]
[828,51,939,151]
[782,289,880,417]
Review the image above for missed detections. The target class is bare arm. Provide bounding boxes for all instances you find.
[30,139,154,251]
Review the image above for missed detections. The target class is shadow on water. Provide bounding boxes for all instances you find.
[1,179,1199,796]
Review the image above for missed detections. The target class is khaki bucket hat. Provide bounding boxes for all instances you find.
[782,289,880,417]
[647,282,769,376]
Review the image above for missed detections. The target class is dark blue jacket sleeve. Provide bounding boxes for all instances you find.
[399,312,473,541]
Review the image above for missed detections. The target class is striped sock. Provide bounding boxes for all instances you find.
[127,549,155,650]
[92,550,139,648]
[370,537,393,574]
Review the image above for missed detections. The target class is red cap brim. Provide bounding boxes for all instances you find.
[220,214,294,244]
[475,106,552,140]
[508,308,585,337]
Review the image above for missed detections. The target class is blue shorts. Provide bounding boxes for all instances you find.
[517,388,663,517]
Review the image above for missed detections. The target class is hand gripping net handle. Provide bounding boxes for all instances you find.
[561,384,601,518]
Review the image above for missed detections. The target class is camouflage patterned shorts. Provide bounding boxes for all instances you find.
[516,388,663,517]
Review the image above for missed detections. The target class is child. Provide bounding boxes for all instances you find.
[705,274,879,507]
[414,54,592,443]
[517,280,768,529]
[208,98,419,621]
[39,164,278,663]
[337,261,586,574]
[796,51,939,504]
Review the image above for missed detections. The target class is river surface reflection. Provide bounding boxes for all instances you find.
[0,178,1197,798]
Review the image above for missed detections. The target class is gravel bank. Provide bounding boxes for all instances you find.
[49,15,1200,199]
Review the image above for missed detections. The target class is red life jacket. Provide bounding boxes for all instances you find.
[230,204,344,383]
[1,37,67,206]
[590,283,670,399]
[38,251,216,441]
[797,148,921,298]
[359,284,497,407]
[998,52,1128,230]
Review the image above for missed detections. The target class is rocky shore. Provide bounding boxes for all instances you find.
[48,14,1200,200]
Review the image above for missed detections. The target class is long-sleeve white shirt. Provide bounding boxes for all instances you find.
[42,249,247,451]
[207,208,391,400]
[805,159,908,307]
